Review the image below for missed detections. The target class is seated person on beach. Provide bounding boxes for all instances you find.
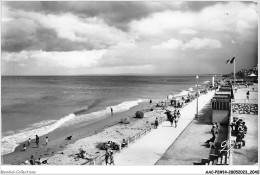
[121,139,127,148]
[35,158,41,165]
[22,144,26,151]
[30,155,35,165]
[79,148,86,158]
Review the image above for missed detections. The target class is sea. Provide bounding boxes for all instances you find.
[1,75,213,155]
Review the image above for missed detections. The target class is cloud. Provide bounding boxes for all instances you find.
[1,1,257,75]
[152,39,183,50]
[183,38,222,50]
[130,2,258,39]
[4,1,186,31]
[2,5,131,52]
[152,38,222,50]
[179,28,197,35]
[2,50,107,68]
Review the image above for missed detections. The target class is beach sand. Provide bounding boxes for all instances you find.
[2,99,165,165]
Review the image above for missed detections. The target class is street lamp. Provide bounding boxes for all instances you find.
[196,75,199,118]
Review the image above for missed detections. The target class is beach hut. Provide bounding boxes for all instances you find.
[135,111,144,118]
[121,116,130,124]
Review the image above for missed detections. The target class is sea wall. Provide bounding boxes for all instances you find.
[232,103,258,115]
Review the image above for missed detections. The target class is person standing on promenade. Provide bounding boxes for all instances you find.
[36,135,39,147]
[28,138,31,147]
[110,107,113,116]
[177,110,181,119]
[109,150,115,165]
[105,149,110,165]
[174,114,178,128]
[155,118,159,129]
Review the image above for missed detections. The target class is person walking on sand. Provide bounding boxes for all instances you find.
[105,149,110,165]
[109,150,115,165]
[154,118,159,129]
[246,91,250,99]
[35,135,39,147]
[110,107,113,116]
[45,136,49,146]
[27,138,31,147]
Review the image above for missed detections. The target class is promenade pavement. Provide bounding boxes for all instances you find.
[114,91,215,165]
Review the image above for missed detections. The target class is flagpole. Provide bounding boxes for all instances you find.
[234,55,236,86]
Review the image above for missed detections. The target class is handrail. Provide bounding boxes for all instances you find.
[232,99,258,104]
[85,116,166,165]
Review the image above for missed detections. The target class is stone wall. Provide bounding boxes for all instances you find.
[232,103,258,115]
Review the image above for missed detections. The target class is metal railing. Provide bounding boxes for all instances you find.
[232,99,258,104]
[82,116,166,165]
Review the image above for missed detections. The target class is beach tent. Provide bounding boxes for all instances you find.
[121,116,130,124]
[135,111,144,118]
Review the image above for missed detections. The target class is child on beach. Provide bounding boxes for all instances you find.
[22,144,26,151]
[28,138,31,147]
[45,137,49,146]
[154,118,159,129]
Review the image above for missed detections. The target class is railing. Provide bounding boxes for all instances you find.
[232,99,258,104]
[83,116,166,165]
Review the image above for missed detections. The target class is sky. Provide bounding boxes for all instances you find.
[1,1,258,75]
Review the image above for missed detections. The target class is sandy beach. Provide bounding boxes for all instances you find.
[2,97,167,165]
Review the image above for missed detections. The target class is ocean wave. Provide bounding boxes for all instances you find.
[188,87,194,91]
[1,114,75,155]
[174,90,190,98]
[62,99,146,127]
[1,99,146,155]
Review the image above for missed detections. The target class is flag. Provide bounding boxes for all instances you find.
[226,57,235,64]
[230,57,235,64]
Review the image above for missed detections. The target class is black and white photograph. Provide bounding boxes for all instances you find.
[1,1,258,174]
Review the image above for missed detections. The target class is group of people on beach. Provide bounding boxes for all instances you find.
[22,135,49,151]
[230,117,247,149]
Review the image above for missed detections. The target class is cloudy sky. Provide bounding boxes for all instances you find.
[1,1,258,75]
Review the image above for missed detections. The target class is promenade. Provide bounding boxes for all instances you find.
[114,91,215,165]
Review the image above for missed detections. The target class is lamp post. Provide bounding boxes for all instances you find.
[196,75,199,118]
[214,75,216,93]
